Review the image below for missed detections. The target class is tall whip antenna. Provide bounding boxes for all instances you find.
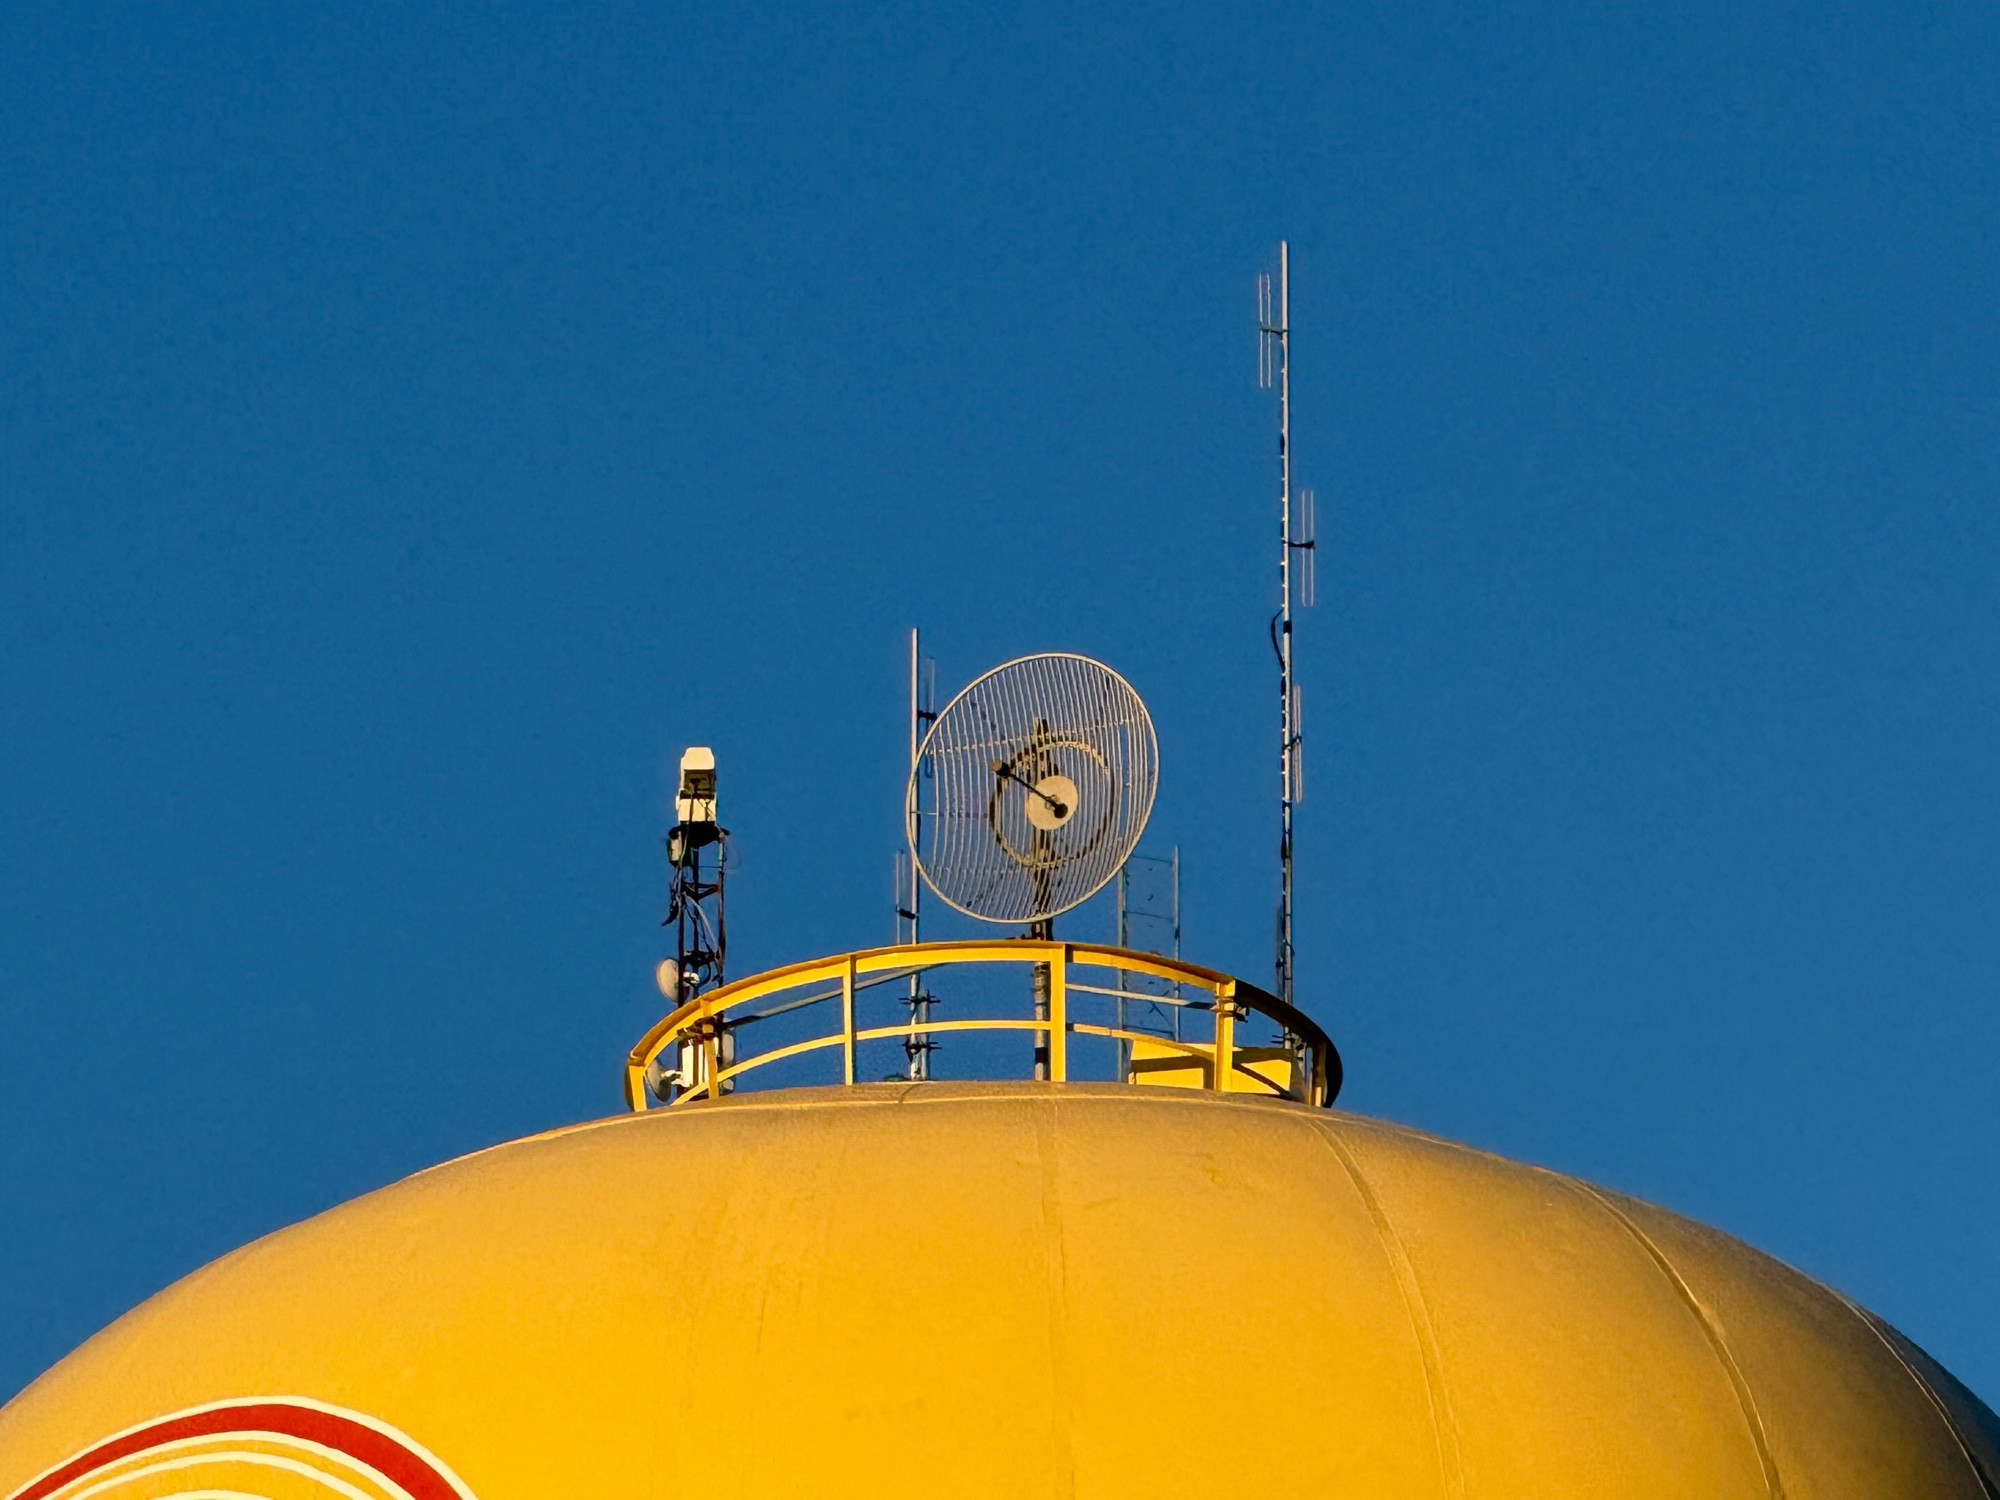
[1260,241,1315,1011]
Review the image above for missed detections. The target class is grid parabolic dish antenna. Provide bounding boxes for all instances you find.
[908,653,1159,925]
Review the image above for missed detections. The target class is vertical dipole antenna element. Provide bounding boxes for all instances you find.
[1259,241,1314,1013]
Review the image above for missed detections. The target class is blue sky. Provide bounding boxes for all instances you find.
[4,3,1998,1402]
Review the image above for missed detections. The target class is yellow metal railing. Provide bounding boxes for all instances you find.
[624,941,1341,1111]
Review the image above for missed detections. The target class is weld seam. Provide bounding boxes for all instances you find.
[1569,1181,1784,1499]
[1305,1118,1463,1500]
[1830,1292,1996,1499]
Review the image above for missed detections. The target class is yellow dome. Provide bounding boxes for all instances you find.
[2,1082,1994,1499]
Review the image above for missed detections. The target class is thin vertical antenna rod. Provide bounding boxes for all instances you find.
[1260,241,1300,1011]
[908,626,922,947]
[902,627,936,1079]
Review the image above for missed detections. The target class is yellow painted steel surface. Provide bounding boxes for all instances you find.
[1125,1037,1298,1093]
[2,1083,1995,1499]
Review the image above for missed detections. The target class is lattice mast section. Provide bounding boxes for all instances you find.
[656,746,731,1095]
[895,628,939,1078]
[666,746,725,1002]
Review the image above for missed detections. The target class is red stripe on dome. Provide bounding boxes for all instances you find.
[8,1400,464,1500]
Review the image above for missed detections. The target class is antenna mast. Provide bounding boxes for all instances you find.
[1260,241,1313,1011]
[666,747,725,1000]
[652,745,729,1100]
[897,628,938,1078]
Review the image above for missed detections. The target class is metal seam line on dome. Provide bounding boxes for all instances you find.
[1863,1317,2000,1497]
[1842,1293,2000,1497]
[1033,1104,1079,1500]
[1304,1118,1466,1500]
[1567,1181,1785,1499]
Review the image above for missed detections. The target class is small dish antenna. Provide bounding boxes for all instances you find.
[907,653,1158,927]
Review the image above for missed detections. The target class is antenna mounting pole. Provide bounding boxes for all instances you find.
[1260,241,1311,1012]
[899,627,938,1078]
[651,746,728,1101]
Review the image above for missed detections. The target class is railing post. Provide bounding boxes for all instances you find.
[841,953,857,1085]
[1212,979,1238,1093]
[702,1013,721,1102]
[626,1059,650,1112]
[1048,946,1069,1082]
[1030,959,1049,1079]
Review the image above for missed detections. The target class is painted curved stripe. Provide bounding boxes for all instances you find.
[7,1399,474,1500]
[67,1451,381,1500]
[64,1431,413,1500]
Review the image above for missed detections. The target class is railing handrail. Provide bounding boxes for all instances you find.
[624,941,1341,1112]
